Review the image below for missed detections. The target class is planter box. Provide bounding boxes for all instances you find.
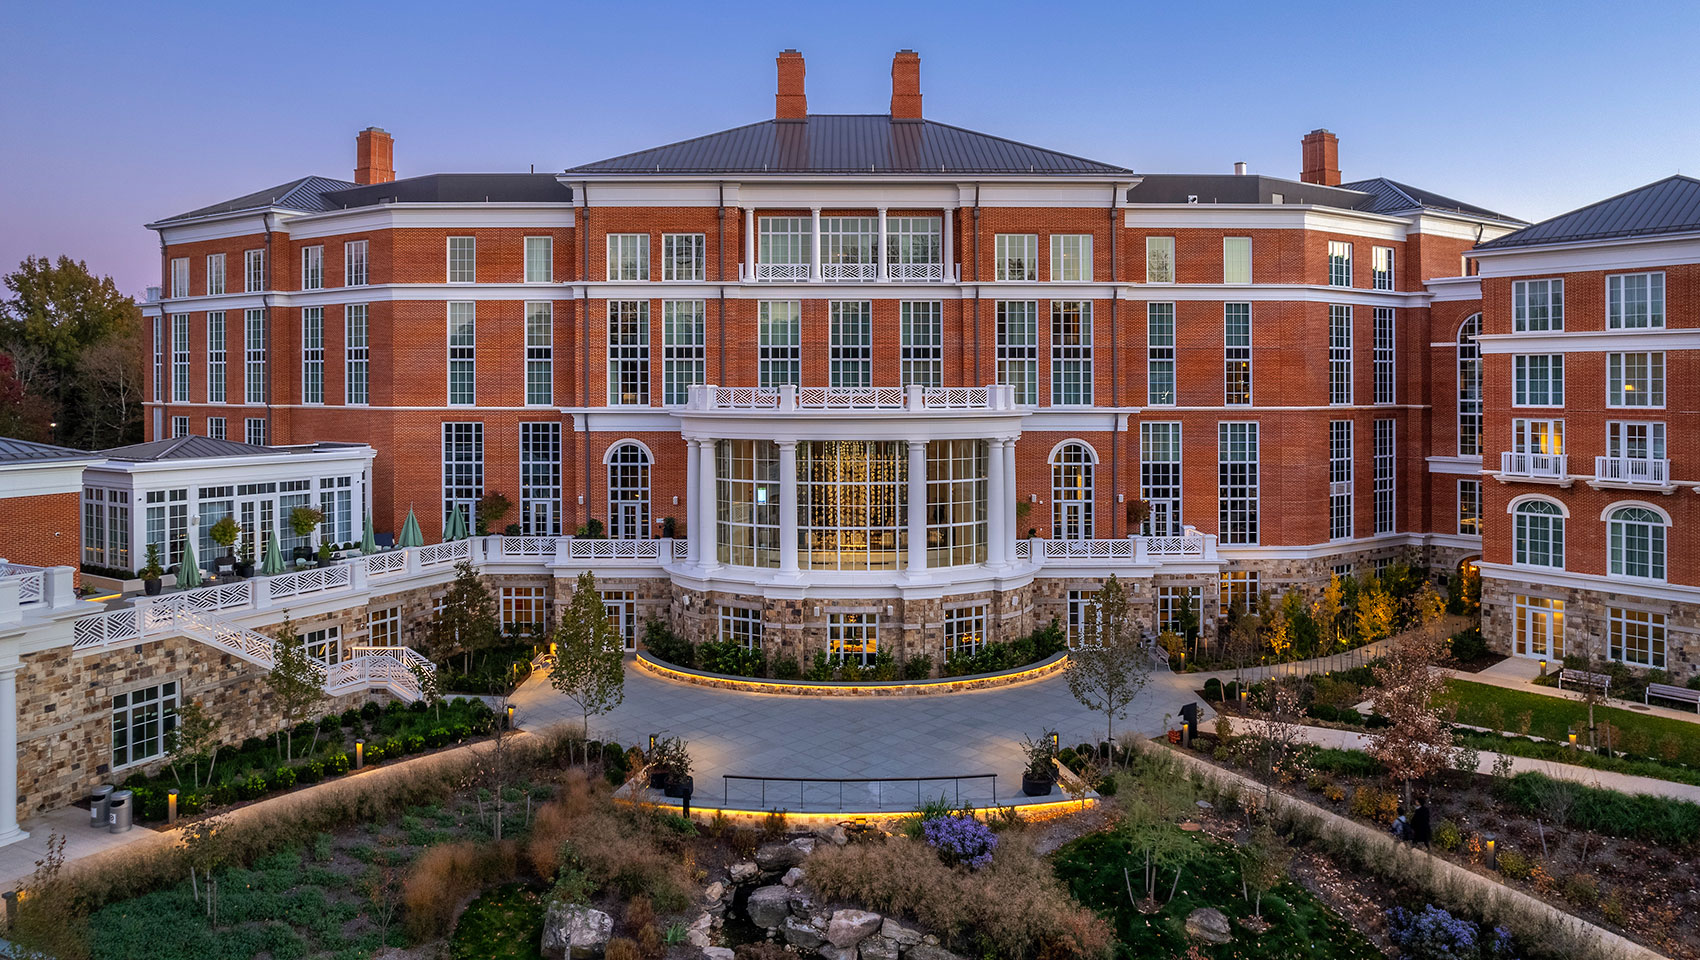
[82,572,175,596]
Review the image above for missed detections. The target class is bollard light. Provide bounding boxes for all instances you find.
[1484,833,1497,869]
[1048,731,1059,752]
[649,733,659,753]
[1568,728,1577,747]
[167,788,179,825]
[1239,689,1248,705]
[505,704,515,729]
[355,738,365,769]
[1538,658,1547,676]
[3,889,16,924]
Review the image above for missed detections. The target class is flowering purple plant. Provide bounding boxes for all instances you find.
[1386,904,1518,960]
[921,812,997,870]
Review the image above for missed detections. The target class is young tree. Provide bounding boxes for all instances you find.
[265,617,326,761]
[548,571,627,737]
[165,698,222,790]
[1354,580,1396,646]
[1238,678,1308,807]
[1065,576,1155,744]
[1238,819,1292,920]
[427,561,500,671]
[409,658,442,723]
[1367,620,1454,809]
[1313,574,1345,656]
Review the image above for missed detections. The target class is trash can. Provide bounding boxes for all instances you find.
[89,784,115,828]
[107,789,133,833]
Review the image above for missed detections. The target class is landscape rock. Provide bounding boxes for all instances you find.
[816,947,855,960]
[703,949,735,960]
[826,909,883,948]
[782,866,806,886]
[756,837,817,871]
[815,824,849,846]
[905,944,965,960]
[729,861,760,882]
[747,884,795,929]
[858,936,901,960]
[704,881,725,902]
[789,890,818,918]
[1185,907,1234,944]
[540,903,613,960]
[783,915,827,949]
[1196,799,1214,810]
[880,917,922,946]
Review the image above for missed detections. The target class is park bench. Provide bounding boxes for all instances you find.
[1645,682,1700,713]
[1557,669,1610,696]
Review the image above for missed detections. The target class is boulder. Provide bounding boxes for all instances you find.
[815,823,850,846]
[826,909,883,948]
[1185,907,1233,944]
[859,936,901,960]
[756,837,815,872]
[783,915,827,949]
[816,947,856,960]
[905,945,965,960]
[704,880,725,903]
[789,890,818,918]
[704,949,735,960]
[729,861,760,882]
[880,917,923,946]
[747,884,794,929]
[540,903,613,960]
[782,866,806,887]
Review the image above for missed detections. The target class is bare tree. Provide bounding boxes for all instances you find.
[1367,619,1455,809]
[1065,576,1154,744]
[1237,678,1308,807]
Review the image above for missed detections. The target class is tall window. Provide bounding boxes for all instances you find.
[1224,303,1251,405]
[1329,305,1353,405]
[369,606,400,647]
[798,441,906,570]
[1051,301,1092,405]
[926,439,987,567]
[758,301,800,387]
[152,318,161,403]
[1144,236,1174,283]
[1373,419,1395,535]
[520,422,561,535]
[1458,479,1481,535]
[1510,418,1565,462]
[81,488,129,569]
[820,217,877,280]
[442,422,483,531]
[1608,506,1666,580]
[1512,354,1564,406]
[607,301,649,405]
[344,304,368,405]
[606,234,649,281]
[720,606,764,651]
[112,682,177,769]
[944,605,987,657]
[1157,587,1205,634]
[1458,316,1482,456]
[344,240,368,286]
[607,442,652,540]
[887,217,942,279]
[661,233,704,281]
[1140,422,1182,536]
[244,249,266,292]
[828,613,879,666]
[318,475,353,545]
[500,588,548,636]
[1147,303,1176,405]
[525,302,553,405]
[1607,352,1664,407]
[662,300,705,405]
[1218,422,1259,545]
[205,312,225,403]
[301,245,323,290]
[1607,272,1665,329]
[171,314,190,402]
[829,301,873,388]
[447,302,476,405]
[716,439,780,568]
[1328,241,1352,286]
[301,307,324,404]
[1606,421,1665,462]
[1512,500,1564,568]
[144,489,188,567]
[244,308,267,404]
[1223,237,1251,284]
[1373,307,1395,404]
[1609,609,1666,669]
[1512,278,1563,331]
[245,417,267,446]
[206,253,225,295]
[447,237,476,283]
[758,218,810,279]
[1372,246,1395,290]
[1329,420,1353,540]
[900,301,943,387]
[170,258,189,298]
[1051,442,1094,539]
[1052,234,1093,282]
[524,236,553,283]
[996,301,1039,405]
[994,234,1037,281]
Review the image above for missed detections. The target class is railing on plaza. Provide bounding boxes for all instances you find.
[1015,531,1215,564]
[719,773,999,813]
[685,383,1017,413]
[741,262,955,283]
[0,563,45,605]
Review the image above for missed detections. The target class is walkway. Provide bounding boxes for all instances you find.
[0,803,162,892]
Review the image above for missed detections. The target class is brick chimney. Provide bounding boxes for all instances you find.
[775,50,807,121]
[890,49,922,120]
[1300,129,1340,186]
[355,127,395,185]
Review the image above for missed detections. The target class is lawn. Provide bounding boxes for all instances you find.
[1438,679,1700,762]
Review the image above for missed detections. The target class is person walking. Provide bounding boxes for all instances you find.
[1411,796,1432,849]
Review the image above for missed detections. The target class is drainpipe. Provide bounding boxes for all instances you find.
[154,228,168,434]
[971,183,981,385]
[579,183,592,526]
[1108,183,1121,537]
[262,212,276,436]
[717,182,727,384]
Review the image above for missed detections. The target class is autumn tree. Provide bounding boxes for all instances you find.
[549,571,627,737]
[1354,580,1396,646]
[0,352,52,440]
[1065,575,1155,744]
[426,561,500,671]
[1313,574,1345,656]
[1238,819,1292,920]
[1367,622,1455,809]
[1238,678,1308,807]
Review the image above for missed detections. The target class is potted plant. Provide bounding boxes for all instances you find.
[233,537,255,578]
[209,515,240,574]
[140,543,165,596]
[1021,732,1057,797]
[316,540,335,568]
[288,507,324,561]
[475,492,511,537]
[645,736,673,790]
[661,736,694,799]
[660,516,677,539]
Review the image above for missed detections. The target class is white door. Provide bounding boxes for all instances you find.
[527,500,554,537]
[612,501,645,540]
[1514,597,1564,660]
[1056,502,1090,540]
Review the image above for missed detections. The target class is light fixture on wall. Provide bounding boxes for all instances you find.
[1117,494,1125,503]
[813,606,821,617]
[1029,494,1039,503]
[577,495,585,505]
[672,496,679,505]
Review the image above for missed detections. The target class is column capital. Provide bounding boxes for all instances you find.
[775,438,798,450]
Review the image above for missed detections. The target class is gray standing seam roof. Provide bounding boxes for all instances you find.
[1339,177,1523,224]
[156,176,358,224]
[1475,175,1700,250]
[0,436,96,464]
[99,436,278,461]
[567,115,1132,176]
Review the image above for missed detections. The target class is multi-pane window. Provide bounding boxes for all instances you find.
[887,217,942,279]
[244,249,266,292]
[1220,570,1260,616]
[662,300,705,405]
[1328,241,1352,286]
[608,301,650,405]
[1512,354,1564,406]
[442,422,483,531]
[1051,301,1092,405]
[344,240,367,287]
[1373,419,1395,535]
[1606,421,1666,461]
[519,422,561,536]
[1329,305,1353,405]
[447,237,476,283]
[994,234,1037,281]
[300,307,324,403]
[171,314,190,402]
[1052,234,1093,282]
[447,302,476,405]
[1608,507,1666,580]
[1607,272,1665,329]
[301,245,324,290]
[171,415,189,438]
[524,236,553,283]
[1147,303,1176,405]
[1512,278,1563,331]
[344,304,368,405]
[758,218,810,279]
[1458,316,1482,456]
[368,606,400,647]
[606,234,650,281]
[1372,307,1396,404]
[798,440,906,571]
[900,301,943,387]
[525,302,553,405]
[827,612,878,666]
[758,301,801,387]
[1065,589,1092,648]
[829,301,873,388]
[820,217,878,280]
[501,588,548,635]
[112,682,177,769]
[603,591,638,651]
[1051,442,1094,539]
[1608,352,1664,407]
[303,627,342,666]
[661,233,704,281]
[996,301,1039,405]
[1372,246,1395,290]
[716,439,780,568]
[206,253,225,295]
[926,439,987,567]
[1329,420,1353,540]
[244,308,267,404]
[1144,236,1174,283]
[719,606,764,651]
[1218,422,1259,545]
[81,488,130,568]
[1224,303,1251,405]
[152,318,161,403]
[1512,500,1564,568]
[1157,586,1205,634]
[143,489,188,567]
[1457,479,1481,535]
[1609,609,1666,669]
[207,417,225,441]
[245,417,267,446]
[1140,422,1182,536]
[318,475,353,545]
[1510,418,1565,461]
[606,442,652,540]
[943,605,987,657]
[1223,237,1251,284]
[170,258,189,298]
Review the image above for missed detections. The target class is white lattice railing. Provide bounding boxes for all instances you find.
[691,384,1007,412]
[889,262,944,281]
[1049,539,1137,560]
[1016,535,1210,565]
[821,262,876,282]
[920,386,990,408]
[566,539,663,561]
[796,387,907,409]
[157,579,254,615]
[753,262,810,282]
[1140,536,1205,558]
[266,564,353,601]
[364,550,409,579]
[417,540,471,568]
[0,564,45,605]
[73,607,140,650]
[498,537,555,557]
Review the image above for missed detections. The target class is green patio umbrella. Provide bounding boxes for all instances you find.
[360,514,377,555]
[443,504,468,542]
[177,540,202,588]
[398,507,424,548]
[260,533,286,576]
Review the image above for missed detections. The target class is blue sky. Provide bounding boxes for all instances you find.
[2,0,1696,296]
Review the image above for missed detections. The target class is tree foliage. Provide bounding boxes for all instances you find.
[548,570,626,735]
[264,617,326,761]
[165,698,222,790]
[1065,575,1154,744]
[1367,618,1455,807]
[427,561,500,670]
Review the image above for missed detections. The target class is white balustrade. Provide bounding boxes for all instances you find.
[820,262,876,282]
[498,536,556,557]
[364,550,409,579]
[0,565,44,605]
[920,387,989,409]
[888,262,944,282]
[754,262,810,282]
[1594,456,1670,485]
[266,563,353,601]
[417,540,471,568]
[1500,451,1568,479]
[72,608,140,650]
[566,539,662,561]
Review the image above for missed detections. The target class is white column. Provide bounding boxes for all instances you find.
[698,439,718,569]
[987,439,1007,567]
[943,208,954,281]
[778,440,799,576]
[906,439,927,574]
[877,207,889,282]
[0,667,27,846]
[685,437,700,565]
[745,208,755,280]
[810,208,822,282]
[1004,438,1019,549]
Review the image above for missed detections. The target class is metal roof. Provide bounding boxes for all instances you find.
[567,115,1132,176]
[320,173,573,207]
[1339,177,1522,224]
[1127,174,1377,210]
[1475,175,1700,250]
[0,436,96,465]
[155,176,357,224]
[100,436,278,461]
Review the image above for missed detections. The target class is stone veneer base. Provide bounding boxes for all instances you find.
[633,650,1069,696]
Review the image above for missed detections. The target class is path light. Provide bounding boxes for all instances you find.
[1484,833,1497,869]
[650,733,659,753]
[355,739,365,769]
[1239,689,1248,705]
[3,890,15,924]
[167,788,179,825]
[506,704,515,728]
[1538,658,1547,676]
[1568,728,1577,747]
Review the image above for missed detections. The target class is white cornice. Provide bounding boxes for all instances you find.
[1471,233,1700,275]
[0,460,93,498]
[1478,561,1700,605]
[1478,328,1700,354]
[1423,276,1482,301]
[1426,456,1484,476]
[1124,204,1412,240]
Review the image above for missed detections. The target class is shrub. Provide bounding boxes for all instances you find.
[360,701,380,720]
[520,770,695,914]
[405,733,426,754]
[605,938,642,960]
[1562,872,1599,907]
[922,813,998,870]
[641,618,694,667]
[1348,785,1398,825]
[1386,904,1517,960]
[1432,818,1461,851]
[297,760,324,785]
[771,655,801,680]
[240,774,268,801]
[1449,627,1489,662]
[324,751,351,776]
[402,840,519,942]
[269,766,297,791]
[805,651,834,681]
[1495,848,1533,880]
[903,655,933,680]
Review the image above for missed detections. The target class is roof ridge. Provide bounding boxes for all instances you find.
[568,118,782,172]
[914,117,1132,173]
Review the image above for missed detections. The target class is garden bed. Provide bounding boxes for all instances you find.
[1440,678,1700,764]
[634,650,1069,697]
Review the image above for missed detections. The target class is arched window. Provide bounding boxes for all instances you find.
[606,442,651,540]
[1051,442,1095,540]
[1458,315,1482,457]
[1512,499,1564,569]
[1608,506,1666,580]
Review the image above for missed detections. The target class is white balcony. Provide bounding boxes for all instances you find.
[1592,456,1673,490]
[683,383,1017,413]
[740,261,955,283]
[1499,451,1569,482]
[752,262,810,282]
[889,262,945,282]
[821,262,877,282]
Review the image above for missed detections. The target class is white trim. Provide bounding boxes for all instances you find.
[1479,561,1700,606]
[1124,204,1413,240]
[1426,456,1483,476]
[1469,233,1700,273]
[1506,492,1569,518]
[1598,499,1672,525]
[601,438,657,465]
[1478,328,1700,354]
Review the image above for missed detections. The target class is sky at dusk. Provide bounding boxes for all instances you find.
[2,0,1697,298]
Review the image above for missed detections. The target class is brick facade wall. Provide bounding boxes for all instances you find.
[0,491,80,572]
